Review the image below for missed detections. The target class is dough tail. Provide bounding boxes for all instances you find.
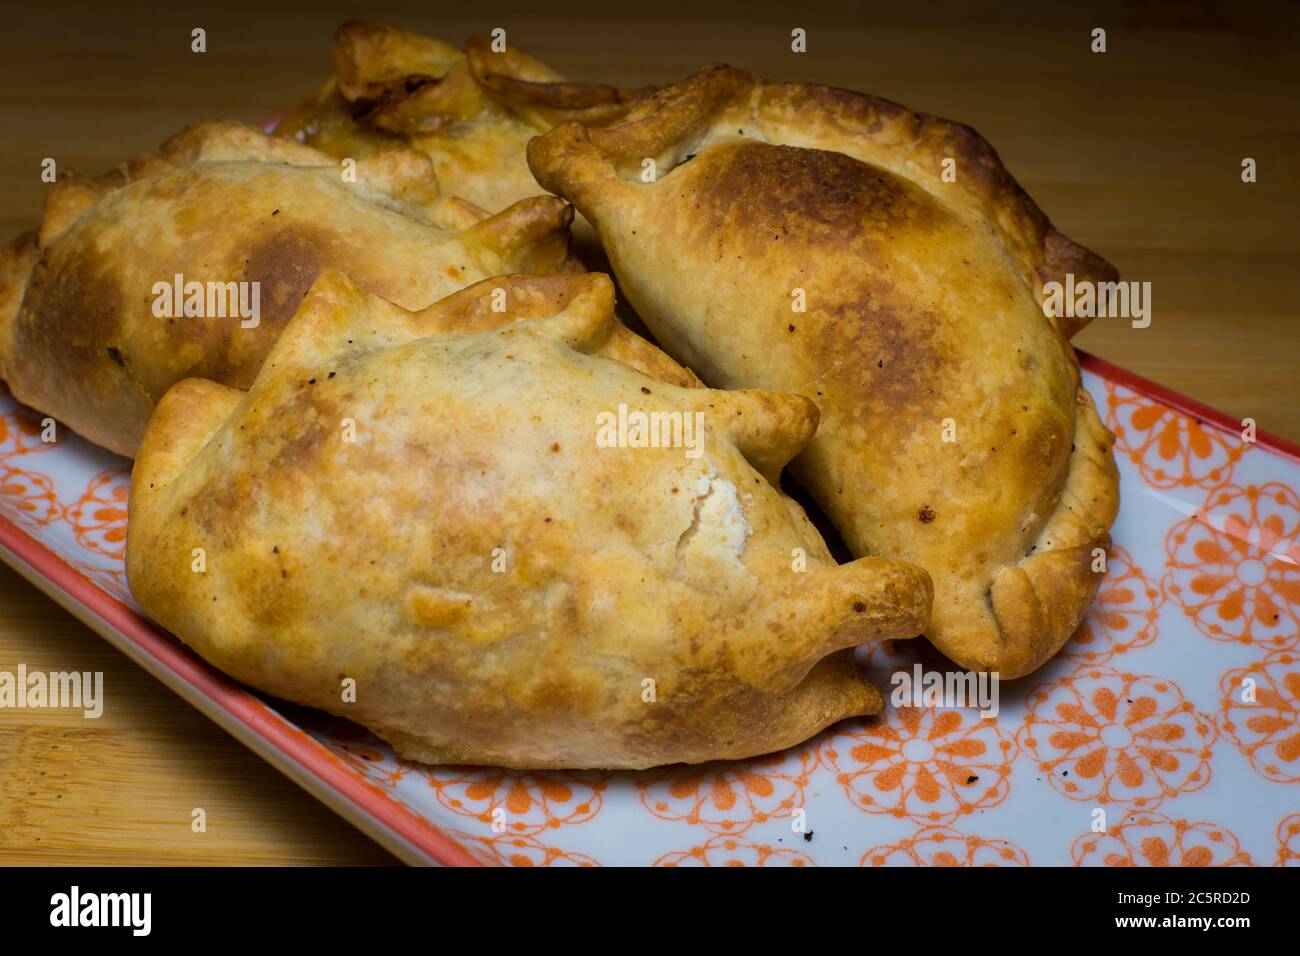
[527,64,754,214]
[462,195,580,274]
[132,378,244,497]
[744,556,932,694]
[464,33,655,129]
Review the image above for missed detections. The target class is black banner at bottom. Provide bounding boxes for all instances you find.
[0,863,1284,941]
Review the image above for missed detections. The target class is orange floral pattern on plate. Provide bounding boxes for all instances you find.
[1218,651,1300,784]
[1276,813,1300,867]
[636,745,817,834]
[1020,667,1216,808]
[819,708,1016,823]
[862,825,1029,867]
[1062,544,1162,664]
[333,743,414,787]
[1163,483,1300,648]
[65,468,130,560]
[0,405,56,460]
[1071,811,1250,866]
[654,834,816,867]
[1105,380,1243,489]
[0,465,62,532]
[311,720,416,789]
[452,831,600,867]
[421,768,606,837]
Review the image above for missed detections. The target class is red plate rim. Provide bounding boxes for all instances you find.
[1078,351,1300,466]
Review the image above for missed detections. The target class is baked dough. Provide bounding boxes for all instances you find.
[126,270,932,769]
[0,120,577,457]
[277,21,653,215]
[529,66,1120,678]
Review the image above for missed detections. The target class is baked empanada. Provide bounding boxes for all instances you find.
[0,120,577,457]
[277,20,653,216]
[529,66,1120,678]
[126,270,932,769]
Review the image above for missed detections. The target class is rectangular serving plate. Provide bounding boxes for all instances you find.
[1,353,1297,867]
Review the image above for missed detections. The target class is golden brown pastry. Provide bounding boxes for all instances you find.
[529,66,1120,678]
[126,270,932,769]
[277,20,654,216]
[0,120,577,457]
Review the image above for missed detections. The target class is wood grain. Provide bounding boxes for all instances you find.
[0,0,1295,864]
[0,561,395,864]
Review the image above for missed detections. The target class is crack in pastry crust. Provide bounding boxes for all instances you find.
[126,271,932,769]
[529,65,1120,678]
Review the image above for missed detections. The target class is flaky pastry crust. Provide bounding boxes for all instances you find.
[126,271,932,769]
[529,66,1120,677]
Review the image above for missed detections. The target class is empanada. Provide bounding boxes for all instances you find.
[277,20,653,216]
[529,66,1120,678]
[126,270,932,769]
[0,120,577,457]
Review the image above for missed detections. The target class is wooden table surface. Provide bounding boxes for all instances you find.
[0,0,1296,865]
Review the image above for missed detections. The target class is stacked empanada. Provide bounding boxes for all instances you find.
[0,23,1120,770]
[277,21,653,215]
[0,121,576,456]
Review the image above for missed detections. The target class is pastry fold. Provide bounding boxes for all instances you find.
[0,120,577,456]
[277,20,655,215]
[529,66,1120,678]
[126,270,932,769]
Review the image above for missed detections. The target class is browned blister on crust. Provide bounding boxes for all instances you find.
[529,66,1120,678]
[275,21,656,217]
[126,271,932,769]
[0,120,578,457]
